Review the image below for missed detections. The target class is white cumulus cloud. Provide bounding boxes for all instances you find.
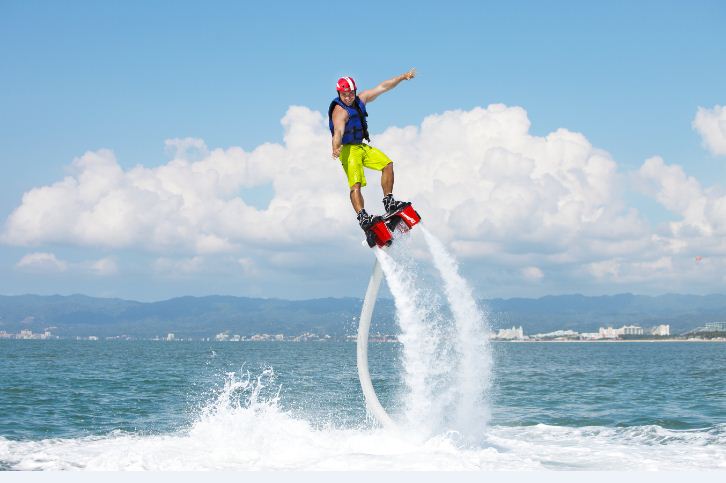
[4,103,726,294]
[521,266,544,281]
[637,156,726,239]
[16,252,68,273]
[2,107,352,256]
[88,257,118,276]
[16,253,118,276]
[693,105,726,156]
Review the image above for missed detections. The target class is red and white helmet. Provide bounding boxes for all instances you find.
[336,76,357,92]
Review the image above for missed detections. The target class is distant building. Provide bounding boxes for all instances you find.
[166,333,175,341]
[531,329,579,340]
[704,322,726,332]
[622,325,644,336]
[18,329,34,339]
[495,326,525,340]
[599,325,644,338]
[294,332,322,342]
[650,324,670,336]
[579,332,602,340]
[13,330,54,340]
[215,332,230,341]
[599,326,621,339]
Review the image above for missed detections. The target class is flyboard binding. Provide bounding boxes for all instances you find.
[364,202,422,248]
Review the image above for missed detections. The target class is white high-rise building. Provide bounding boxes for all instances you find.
[599,324,648,338]
[599,326,622,339]
[18,330,33,339]
[650,324,670,336]
[495,326,525,340]
[622,325,644,336]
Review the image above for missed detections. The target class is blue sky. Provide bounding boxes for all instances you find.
[1,0,726,300]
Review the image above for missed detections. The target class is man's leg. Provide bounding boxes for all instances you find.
[341,145,372,229]
[362,147,408,213]
[350,183,364,213]
[351,183,374,229]
[379,161,408,213]
[381,163,394,196]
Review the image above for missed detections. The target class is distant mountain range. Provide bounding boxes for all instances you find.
[1,293,725,338]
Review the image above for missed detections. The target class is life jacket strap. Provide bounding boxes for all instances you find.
[352,98,370,142]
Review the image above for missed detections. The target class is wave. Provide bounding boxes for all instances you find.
[1,369,724,471]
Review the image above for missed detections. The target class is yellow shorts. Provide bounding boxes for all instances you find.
[339,144,393,188]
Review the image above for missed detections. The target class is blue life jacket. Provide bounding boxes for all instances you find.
[328,96,370,145]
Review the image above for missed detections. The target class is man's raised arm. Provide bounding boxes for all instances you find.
[358,68,416,104]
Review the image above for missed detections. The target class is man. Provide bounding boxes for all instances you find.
[328,68,416,232]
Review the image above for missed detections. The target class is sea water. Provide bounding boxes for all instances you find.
[1,230,725,470]
[0,339,724,470]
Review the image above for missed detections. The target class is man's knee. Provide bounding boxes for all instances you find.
[350,183,362,193]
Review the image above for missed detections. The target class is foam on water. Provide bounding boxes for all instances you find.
[1,367,724,470]
[485,424,726,470]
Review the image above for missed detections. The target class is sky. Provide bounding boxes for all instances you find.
[1,0,726,301]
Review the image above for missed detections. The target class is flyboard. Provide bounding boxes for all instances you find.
[356,203,421,429]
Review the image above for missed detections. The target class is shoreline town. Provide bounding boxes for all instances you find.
[1,321,725,343]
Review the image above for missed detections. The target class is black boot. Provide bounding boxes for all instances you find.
[357,209,374,230]
[383,194,410,215]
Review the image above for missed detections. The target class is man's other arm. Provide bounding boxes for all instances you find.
[331,105,348,158]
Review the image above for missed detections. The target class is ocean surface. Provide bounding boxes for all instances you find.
[1,339,724,470]
[2,229,725,471]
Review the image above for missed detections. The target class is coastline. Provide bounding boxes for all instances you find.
[493,338,726,343]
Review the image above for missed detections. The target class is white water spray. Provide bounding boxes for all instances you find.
[421,226,492,436]
[374,247,442,430]
[368,227,492,439]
